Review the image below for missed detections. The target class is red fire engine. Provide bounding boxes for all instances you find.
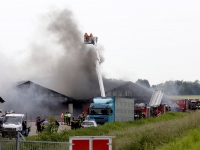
[173,99,199,111]
[134,103,150,120]
[134,103,170,119]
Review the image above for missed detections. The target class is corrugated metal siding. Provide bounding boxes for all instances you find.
[115,97,134,122]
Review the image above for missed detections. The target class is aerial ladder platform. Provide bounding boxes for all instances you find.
[149,90,164,107]
[84,33,106,98]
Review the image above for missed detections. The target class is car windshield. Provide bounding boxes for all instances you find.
[4,116,22,124]
[82,122,94,126]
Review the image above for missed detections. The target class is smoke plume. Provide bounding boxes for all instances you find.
[28,9,105,99]
[0,8,109,116]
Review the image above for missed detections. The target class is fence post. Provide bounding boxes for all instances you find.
[16,131,20,150]
[0,141,2,150]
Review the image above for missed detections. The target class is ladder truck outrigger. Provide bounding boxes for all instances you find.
[84,33,135,124]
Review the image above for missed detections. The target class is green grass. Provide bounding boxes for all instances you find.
[158,127,200,150]
[168,95,200,99]
[26,111,196,149]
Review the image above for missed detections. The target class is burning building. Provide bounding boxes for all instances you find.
[1,81,75,119]
[1,79,174,120]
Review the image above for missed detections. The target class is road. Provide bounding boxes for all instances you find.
[29,122,71,136]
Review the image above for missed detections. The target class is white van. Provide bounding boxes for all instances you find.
[2,114,31,137]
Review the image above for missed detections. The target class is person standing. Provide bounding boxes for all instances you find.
[61,112,64,125]
[64,112,68,125]
[35,116,40,133]
[22,120,27,136]
[36,117,42,133]
[55,120,60,132]
[41,118,49,131]
[67,112,71,125]
[82,112,85,122]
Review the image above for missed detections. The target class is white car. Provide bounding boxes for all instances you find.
[81,120,97,128]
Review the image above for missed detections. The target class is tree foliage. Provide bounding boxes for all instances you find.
[152,80,200,95]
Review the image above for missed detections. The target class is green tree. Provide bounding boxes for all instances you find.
[152,80,200,95]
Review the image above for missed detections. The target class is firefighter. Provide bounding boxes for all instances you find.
[84,33,88,38]
[67,112,71,125]
[71,117,75,130]
[64,112,68,125]
[82,112,85,122]
[84,33,89,42]
[61,112,64,125]
[74,118,80,130]
[90,33,93,37]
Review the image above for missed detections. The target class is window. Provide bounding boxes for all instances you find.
[82,122,94,126]
[4,116,22,124]
[89,108,111,115]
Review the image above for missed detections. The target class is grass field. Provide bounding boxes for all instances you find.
[159,127,200,150]
[167,95,200,99]
[26,111,200,150]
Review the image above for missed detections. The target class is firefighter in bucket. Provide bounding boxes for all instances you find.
[84,33,96,45]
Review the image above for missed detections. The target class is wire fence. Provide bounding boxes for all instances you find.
[0,140,69,150]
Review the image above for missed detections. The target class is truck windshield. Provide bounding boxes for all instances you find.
[89,108,111,115]
[4,116,22,124]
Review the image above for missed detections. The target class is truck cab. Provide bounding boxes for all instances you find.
[88,97,135,124]
[87,97,114,124]
[2,114,31,137]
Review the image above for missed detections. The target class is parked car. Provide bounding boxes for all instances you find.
[81,120,97,128]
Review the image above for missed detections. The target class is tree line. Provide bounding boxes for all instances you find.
[135,79,200,95]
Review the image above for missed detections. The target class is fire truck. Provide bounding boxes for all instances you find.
[134,103,150,120]
[148,90,171,117]
[173,99,199,111]
[173,99,188,112]
[134,103,170,119]
[150,104,170,117]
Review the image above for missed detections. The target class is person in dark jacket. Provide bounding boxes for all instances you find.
[22,120,27,136]
[36,118,42,133]
[55,120,60,132]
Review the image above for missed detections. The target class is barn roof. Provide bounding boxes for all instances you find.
[15,80,74,102]
[14,80,172,105]
[87,81,172,104]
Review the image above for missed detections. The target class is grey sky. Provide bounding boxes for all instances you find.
[0,0,200,88]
